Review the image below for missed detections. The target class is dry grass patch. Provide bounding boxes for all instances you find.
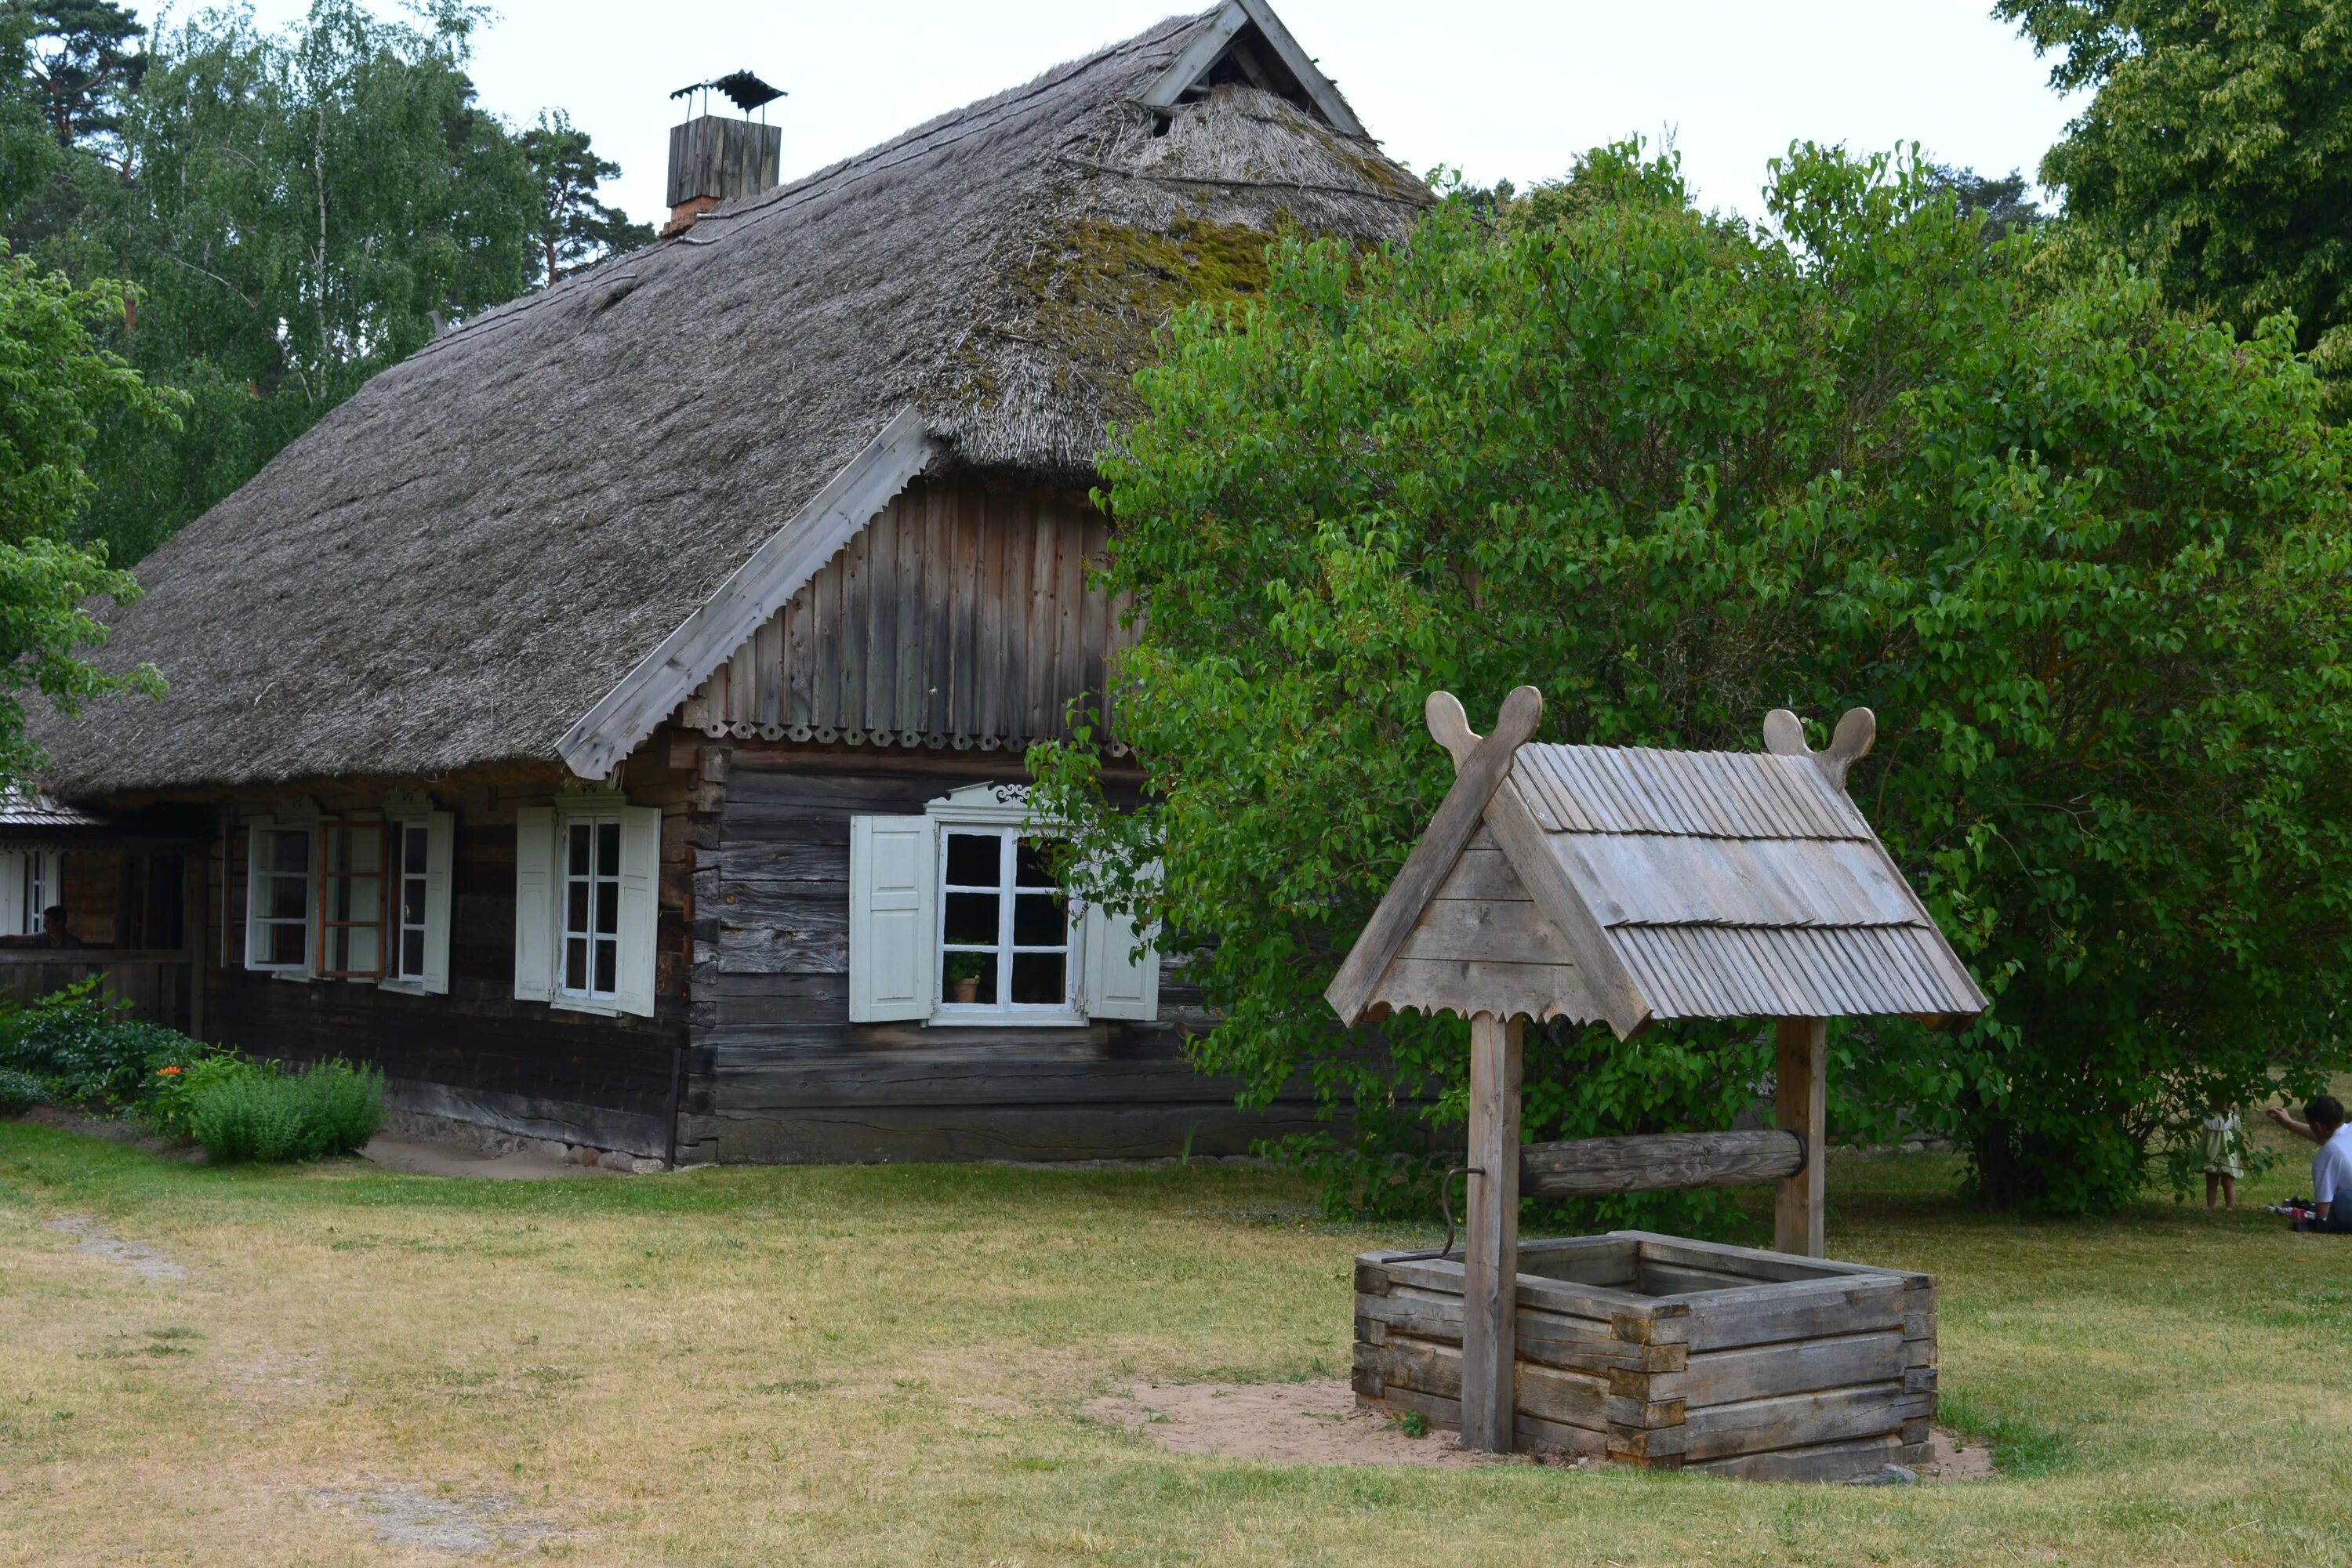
[0,1118,2346,1565]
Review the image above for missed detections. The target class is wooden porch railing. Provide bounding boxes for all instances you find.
[0,950,196,1033]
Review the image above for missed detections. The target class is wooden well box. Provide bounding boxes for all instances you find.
[1353,1232,1936,1480]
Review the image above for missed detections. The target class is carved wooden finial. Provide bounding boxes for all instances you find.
[1428,687,1542,776]
[1761,706,1876,790]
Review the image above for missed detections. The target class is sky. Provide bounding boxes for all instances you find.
[226,1,2087,230]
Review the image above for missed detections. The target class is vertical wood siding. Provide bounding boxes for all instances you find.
[680,476,1132,751]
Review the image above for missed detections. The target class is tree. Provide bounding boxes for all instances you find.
[521,108,651,286]
[0,243,166,782]
[3,0,144,158]
[65,0,541,563]
[0,10,64,220]
[1033,143,2352,1217]
[1925,162,2045,241]
[1998,0,2352,412]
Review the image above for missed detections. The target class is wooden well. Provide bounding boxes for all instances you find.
[1353,1232,1936,1481]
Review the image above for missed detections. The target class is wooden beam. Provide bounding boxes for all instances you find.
[1323,688,1542,1026]
[1520,1130,1803,1198]
[1461,1009,1523,1454]
[1476,779,1653,1040]
[1774,1018,1827,1257]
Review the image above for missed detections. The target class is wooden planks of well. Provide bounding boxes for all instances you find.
[1353,1232,1936,1481]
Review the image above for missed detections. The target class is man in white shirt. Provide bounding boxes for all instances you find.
[2267,1095,2352,1232]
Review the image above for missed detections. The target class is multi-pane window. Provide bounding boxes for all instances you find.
[252,826,312,968]
[560,817,623,1000]
[319,822,385,978]
[394,820,430,982]
[938,829,1070,1012]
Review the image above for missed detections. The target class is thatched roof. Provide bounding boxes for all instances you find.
[40,2,1428,800]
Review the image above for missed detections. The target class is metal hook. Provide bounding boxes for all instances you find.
[1390,1165,1483,1263]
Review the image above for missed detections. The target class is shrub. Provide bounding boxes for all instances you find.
[0,1066,44,1115]
[0,980,198,1109]
[187,1058,384,1163]
[143,1048,262,1141]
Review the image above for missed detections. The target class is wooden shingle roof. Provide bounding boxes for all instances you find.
[1327,691,1987,1037]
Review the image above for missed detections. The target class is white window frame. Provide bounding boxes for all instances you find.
[0,848,61,938]
[513,796,659,1018]
[379,802,454,996]
[244,802,320,978]
[934,822,1080,1025]
[847,784,1156,1026]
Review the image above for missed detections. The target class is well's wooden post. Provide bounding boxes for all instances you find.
[1461,1009,1523,1452]
[1774,1016,1827,1257]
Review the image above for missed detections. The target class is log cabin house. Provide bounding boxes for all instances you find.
[24,4,1429,1166]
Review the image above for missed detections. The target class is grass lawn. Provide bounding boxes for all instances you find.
[2,1116,2347,1567]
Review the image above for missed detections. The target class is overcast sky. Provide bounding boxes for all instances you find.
[224,1,2085,229]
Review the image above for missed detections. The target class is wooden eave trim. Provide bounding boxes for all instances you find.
[558,407,939,780]
[1138,0,1368,138]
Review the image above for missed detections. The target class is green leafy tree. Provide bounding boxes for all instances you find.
[521,108,651,285]
[1999,0,2352,411]
[0,243,166,781]
[69,0,539,563]
[1033,143,2352,1217]
[1925,162,2045,241]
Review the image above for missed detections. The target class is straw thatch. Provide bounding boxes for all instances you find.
[38,5,1428,800]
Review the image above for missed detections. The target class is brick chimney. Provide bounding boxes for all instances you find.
[662,114,782,238]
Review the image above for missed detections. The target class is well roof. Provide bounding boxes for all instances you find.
[1327,693,1988,1036]
[38,3,1426,800]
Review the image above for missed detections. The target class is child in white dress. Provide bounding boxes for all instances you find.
[2200,1095,2244,1210]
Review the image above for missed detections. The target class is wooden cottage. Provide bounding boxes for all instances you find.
[26,3,1430,1166]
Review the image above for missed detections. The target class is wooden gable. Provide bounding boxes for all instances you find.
[1367,826,1599,1025]
[675,473,1134,753]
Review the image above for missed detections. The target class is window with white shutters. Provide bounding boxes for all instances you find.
[848,786,1157,1026]
[381,810,454,995]
[513,800,659,1018]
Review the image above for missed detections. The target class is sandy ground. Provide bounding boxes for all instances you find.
[358,1134,612,1180]
[1090,1380,1998,1482]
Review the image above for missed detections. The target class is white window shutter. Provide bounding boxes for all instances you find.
[513,807,554,1002]
[612,805,661,1018]
[243,815,274,971]
[0,851,24,937]
[1080,895,1160,1022]
[419,811,455,996]
[849,815,935,1022]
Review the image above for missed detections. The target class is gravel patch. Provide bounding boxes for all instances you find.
[307,1480,557,1555]
[43,1215,186,1282]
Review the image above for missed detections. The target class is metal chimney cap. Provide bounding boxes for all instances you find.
[670,70,786,114]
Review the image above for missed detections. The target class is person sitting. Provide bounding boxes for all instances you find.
[31,906,82,949]
[2267,1095,2352,1233]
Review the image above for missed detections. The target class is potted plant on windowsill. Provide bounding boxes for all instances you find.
[945,953,986,1004]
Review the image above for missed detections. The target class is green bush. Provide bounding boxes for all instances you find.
[187,1058,384,1163]
[0,980,198,1109]
[143,1048,261,1141]
[0,1066,44,1115]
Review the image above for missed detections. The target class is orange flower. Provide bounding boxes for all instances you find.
[157,1065,182,1076]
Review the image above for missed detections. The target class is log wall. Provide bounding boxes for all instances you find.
[675,738,1320,1164]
